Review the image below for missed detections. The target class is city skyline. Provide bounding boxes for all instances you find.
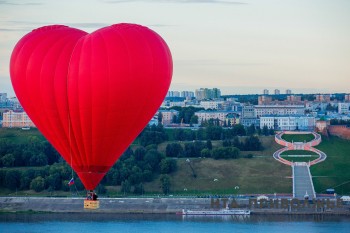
[1,0,349,96]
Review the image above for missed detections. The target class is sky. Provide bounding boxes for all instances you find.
[0,0,349,96]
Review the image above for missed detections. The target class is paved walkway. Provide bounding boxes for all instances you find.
[293,164,316,199]
[273,131,327,199]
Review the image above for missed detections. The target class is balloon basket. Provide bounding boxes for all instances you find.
[84,200,100,209]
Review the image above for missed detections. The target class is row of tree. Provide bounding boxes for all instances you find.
[0,145,178,194]
[0,136,60,167]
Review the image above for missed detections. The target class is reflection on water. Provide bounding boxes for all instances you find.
[1,213,350,233]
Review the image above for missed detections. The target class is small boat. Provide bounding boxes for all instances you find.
[178,208,250,215]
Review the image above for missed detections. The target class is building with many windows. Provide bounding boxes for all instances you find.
[260,115,315,131]
[200,101,224,110]
[258,96,272,105]
[338,103,350,115]
[2,110,35,128]
[315,94,331,102]
[274,89,280,95]
[195,88,221,100]
[240,104,259,127]
[345,94,350,102]
[166,91,180,97]
[181,91,194,99]
[254,105,305,118]
[263,89,269,95]
[195,110,239,126]
[157,109,179,125]
[286,89,292,95]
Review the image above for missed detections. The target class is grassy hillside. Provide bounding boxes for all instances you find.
[1,128,349,196]
[311,136,350,195]
[143,157,292,195]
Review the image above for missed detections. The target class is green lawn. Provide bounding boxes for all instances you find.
[311,136,350,195]
[280,155,319,163]
[281,134,315,143]
[280,150,318,156]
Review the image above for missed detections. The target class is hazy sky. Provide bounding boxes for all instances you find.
[0,0,349,96]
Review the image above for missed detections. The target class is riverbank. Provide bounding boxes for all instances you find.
[1,197,350,216]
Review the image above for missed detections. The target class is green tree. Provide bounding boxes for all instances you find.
[5,170,21,190]
[30,176,45,192]
[97,184,107,194]
[157,112,163,124]
[144,149,163,171]
[206,140,212,150]
[1,153,15,167]
[45,173,61,190]
[160,159,177,174]
[212,147,240,159]
[160,174,171,195]
[133,183,144,195]
[190,115,198,125]
[244,136,262,151]
[29,153,48,166]
[247,124,256,136]
[166,143,183,157]
[196,128,206,140]
[121,180,131,195]
[201,148,212,158]
[262,125,269,136]
[134,147,146,161]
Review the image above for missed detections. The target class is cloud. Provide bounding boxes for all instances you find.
[102,0,247,5]
[175,59,268,67]
[0,27,32,32]
[65,23,109,29]
[0,0,43,5]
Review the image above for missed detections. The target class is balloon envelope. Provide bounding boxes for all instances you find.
[10,24,172,190]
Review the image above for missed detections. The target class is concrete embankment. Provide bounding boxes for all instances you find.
[1,197,350,215]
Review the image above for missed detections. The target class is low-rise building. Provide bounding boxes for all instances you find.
[195,110,240,126]
[260,115,315,131]
[255,105,305,118]
[200,101,224,110]
[157,109,179,125]
[2,110,35,128]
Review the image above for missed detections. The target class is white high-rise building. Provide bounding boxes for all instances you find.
[263,89,269,95]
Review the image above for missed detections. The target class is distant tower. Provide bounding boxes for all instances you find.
[286,89,292,95]
[263,89,269,95]
[274,89,280,95]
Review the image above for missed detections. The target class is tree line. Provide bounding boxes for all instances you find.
[0,120,269,195]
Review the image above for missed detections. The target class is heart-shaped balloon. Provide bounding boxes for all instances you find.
[10,24,172,190]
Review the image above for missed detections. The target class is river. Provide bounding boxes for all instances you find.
[1,213,350,233]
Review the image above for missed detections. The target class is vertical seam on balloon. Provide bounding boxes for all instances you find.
[37,31,77,162]
[97,31,111,169]
[78,36,89,174]
[69,36,88,175]
[131,26,156,137]
[87,34,93,175]
[39,31,77,166]
[66,35,86,174]
[114,29,134,163]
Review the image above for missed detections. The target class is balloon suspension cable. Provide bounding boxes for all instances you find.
[68,113,73,179]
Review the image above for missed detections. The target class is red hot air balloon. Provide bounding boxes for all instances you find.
[10,24,173,191]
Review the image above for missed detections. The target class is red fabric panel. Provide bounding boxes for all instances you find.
[10,24,173,190]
